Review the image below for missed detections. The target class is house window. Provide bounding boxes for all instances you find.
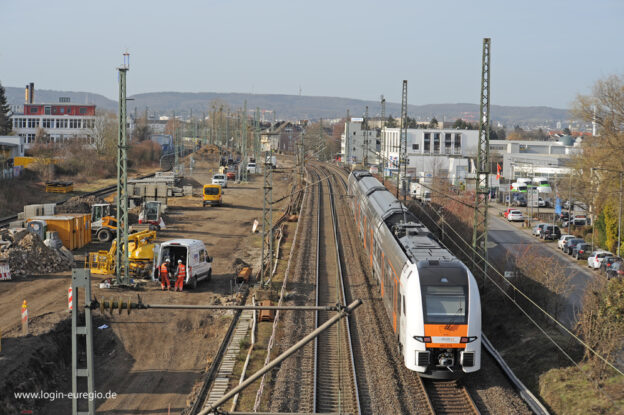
[60,108,64,114]
[43,119,53,128]
[445,133,452,153]
[454,134,461,153]
[30,107,38,114]
[45,106,51,115]
[412,143,419,150]
[424,133,430,152]
[57,119,67,128]
[27,118,39,128]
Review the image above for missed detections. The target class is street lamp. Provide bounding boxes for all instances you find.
[591,167,623,257]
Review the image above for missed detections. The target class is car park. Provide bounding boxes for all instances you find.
[572,243,592,260]
[212,174,228,188]
[558,234,574,250]
[607,261,624,279]
[507,210,524,222]
[587,251,615,269]
[541,225,561,240]
[600,256,622,275]
[563,238,585,255]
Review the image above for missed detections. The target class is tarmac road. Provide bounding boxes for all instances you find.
[487,208,598,327]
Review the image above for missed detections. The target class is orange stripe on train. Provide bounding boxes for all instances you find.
[424,324,468,349]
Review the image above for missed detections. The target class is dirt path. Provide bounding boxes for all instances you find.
[0,154,294,414]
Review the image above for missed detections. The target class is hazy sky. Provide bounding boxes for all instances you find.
[1,0,622,109]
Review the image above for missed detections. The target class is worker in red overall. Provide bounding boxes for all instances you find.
[160,258,171,291]
[174,259,186,292]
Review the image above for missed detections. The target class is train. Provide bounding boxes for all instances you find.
[347,170,481,379]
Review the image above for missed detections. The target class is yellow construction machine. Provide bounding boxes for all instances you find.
[86,230,157,278]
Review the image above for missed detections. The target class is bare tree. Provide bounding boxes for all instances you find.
[88,110,117,157]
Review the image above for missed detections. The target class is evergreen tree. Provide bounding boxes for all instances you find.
[0,82,12,135]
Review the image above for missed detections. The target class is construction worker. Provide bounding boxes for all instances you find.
[160,258,171,291]
[174,259,186,292]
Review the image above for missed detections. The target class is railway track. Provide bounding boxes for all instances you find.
[310,166,361,414]
[424,379,480,415]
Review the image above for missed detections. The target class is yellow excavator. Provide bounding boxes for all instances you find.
[86,230,157,278]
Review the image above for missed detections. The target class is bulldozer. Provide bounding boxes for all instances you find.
[86,229,157,278]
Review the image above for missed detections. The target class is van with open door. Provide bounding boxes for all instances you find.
[156,239,213,289]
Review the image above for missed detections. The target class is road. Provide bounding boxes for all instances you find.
[487,208,597,326]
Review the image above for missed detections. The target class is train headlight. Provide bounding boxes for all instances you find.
[460,336,478,343]
[413,336,431,343]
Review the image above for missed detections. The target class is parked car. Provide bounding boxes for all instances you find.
[212,174,228,188]
[507,210,524,222]
[558,234,575,250]
[563,214,588,228]
[587,251,615,269]
[532,223,548,237]
[512,197,527,207]
[246,162,257,174]
[538,197,546,207]
[572,243,592,260]
[226,171,236,180]
[557,212,570,222]
[563,238,585,255]
[541,225,561,240]
[607,261,624,279]
[600,256,622,275]
[502,208,514,218]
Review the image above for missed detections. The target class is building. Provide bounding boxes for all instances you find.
[340,119,380,165]
[11,102,96,147]
[0,136,25,179]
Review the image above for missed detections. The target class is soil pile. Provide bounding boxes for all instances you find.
[0,231,74,277]
[57,195,107,214]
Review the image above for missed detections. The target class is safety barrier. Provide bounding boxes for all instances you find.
[0,263,11,281]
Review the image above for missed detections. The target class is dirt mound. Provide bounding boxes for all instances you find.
[0,232,74,277]
[57,195,107,214]
[195,145,220,156]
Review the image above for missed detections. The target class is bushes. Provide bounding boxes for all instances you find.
[129,140,161,168]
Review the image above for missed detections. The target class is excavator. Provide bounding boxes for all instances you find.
[86,229,157,278]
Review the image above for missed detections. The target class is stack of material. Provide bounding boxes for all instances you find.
[0,230,74,277]
[57,195,107,214]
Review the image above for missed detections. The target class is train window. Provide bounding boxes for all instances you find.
[422,285,467,324]
[402,294,406,315]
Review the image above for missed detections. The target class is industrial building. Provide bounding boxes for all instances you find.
[9,83,97,147]
[340,118,380,165]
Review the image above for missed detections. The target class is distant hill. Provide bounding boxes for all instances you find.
[5,86,570,126]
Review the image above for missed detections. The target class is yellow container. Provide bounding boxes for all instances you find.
[27,213,91,250]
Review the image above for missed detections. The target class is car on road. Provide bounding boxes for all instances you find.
[587,251,615,269]
[600,256,622,275]
[558,234,575,250]
[507,210,524,222]
[212,174,228,188]
[541,225,561,240]
[512,197,527,207]
[563,238,585,255]
[572,243,592,260]
[532,223,548,237]
[607,261,624,279]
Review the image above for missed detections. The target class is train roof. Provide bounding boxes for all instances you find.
[350,170,457,265]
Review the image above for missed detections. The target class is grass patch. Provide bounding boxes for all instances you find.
[540,365,624,414]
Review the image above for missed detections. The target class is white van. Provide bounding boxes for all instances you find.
[156,239,213,289]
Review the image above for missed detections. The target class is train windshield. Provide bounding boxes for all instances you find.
[423,286,467,324]
[419,266,469,324]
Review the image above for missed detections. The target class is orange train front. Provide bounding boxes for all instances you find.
[348,171,481,379]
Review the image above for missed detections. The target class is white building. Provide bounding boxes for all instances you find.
[11,101,96,148]
[340,119,380,165]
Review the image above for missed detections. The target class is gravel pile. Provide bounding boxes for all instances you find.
[57,195,107,214]
[0,231,73,277]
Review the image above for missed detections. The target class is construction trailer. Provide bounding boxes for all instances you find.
[26,213,91,250]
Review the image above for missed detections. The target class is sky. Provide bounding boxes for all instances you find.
[1,0,623,109]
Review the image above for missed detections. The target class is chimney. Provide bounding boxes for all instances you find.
[25,84,29,103]
[29,82,35,103]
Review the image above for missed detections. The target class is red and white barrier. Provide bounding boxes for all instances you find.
[0,263,11,281]
[68,286,73,312]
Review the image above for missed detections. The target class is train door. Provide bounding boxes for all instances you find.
[393,279,398,333]
[399,284,406,349]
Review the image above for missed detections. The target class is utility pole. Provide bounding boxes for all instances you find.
[363,106,369,166]
[240,101,248,182]
[318,118,323,161]
[345,110,350,165]
[380,95,386,182]
[299,130,305,187]
[254,107,260,163]
[261,149,273,285]
[398,80,408,199]
[173,110,178,171]
[115,53,130,286]
[472,37,492,279]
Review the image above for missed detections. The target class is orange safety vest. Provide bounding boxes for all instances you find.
[177,264,186,278]
[160,263,169,276]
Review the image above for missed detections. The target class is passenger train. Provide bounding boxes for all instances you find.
[348,171,481,379]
